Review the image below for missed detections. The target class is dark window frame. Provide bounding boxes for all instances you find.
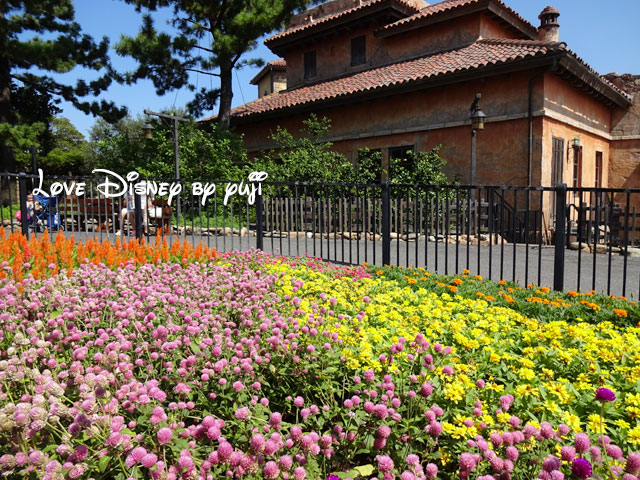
[595,151,603,188]
[572,146,583,189]
[304,50,317,79]
[351,35,366,66]
[551,137,564,186]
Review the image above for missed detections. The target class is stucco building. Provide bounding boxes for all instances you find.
[205,0,639,199]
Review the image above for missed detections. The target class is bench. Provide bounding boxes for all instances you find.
[58,196,116,232]
[149,198,172,235]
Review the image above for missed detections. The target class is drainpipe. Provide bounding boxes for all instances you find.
[527,59,558,188]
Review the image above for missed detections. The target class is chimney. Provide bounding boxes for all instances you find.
[538,6,560,42]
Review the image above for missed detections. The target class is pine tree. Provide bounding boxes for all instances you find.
[0,1,126,170]
[116,0,309,128]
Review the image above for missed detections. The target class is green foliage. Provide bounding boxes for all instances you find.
[354,148,383,184]
[1,0,127,170]
[250,115,453,189]
[389,146,450,185]
[116,0,311,127]
[251,114,352,183]
[86,111,246,180]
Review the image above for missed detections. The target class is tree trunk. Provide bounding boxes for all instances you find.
[0,55,16,173]
[217,60,233,130]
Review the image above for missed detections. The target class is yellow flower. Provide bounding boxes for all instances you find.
[518,368,536,381]
[587,413,604,432]
[628,425,640,446]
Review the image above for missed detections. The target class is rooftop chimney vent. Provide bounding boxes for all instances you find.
[538,6,560,42]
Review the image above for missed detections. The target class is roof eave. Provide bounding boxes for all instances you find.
[556,56,632,108]
[266,0,418,56]
[229,51,631,126]
[376,0,536,40]
[230,54,562,126]
[250,63,286,85]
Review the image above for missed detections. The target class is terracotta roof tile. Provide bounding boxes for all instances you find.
[380,0,536,34]
[265,0,420,45]
[218,39,564,121]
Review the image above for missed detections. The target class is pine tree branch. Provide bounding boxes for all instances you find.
[185,68,219,77]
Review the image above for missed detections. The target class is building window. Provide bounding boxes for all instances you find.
[572,146,583,188]
[389,146,413,173]
[351,35,366,66]
[595,151,603,188]
[551,137,564,186]
[304,50,316,79]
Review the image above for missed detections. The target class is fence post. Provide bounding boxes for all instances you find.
[382,181,391,266]
[256,188,264,251]
[553,183,567,291]
[18,172,29,239]
[134,193,143,241]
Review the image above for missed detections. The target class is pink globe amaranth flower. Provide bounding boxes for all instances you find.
[279,455,293,471]
[378,455,394,473]
[15,452,28,466]
[551,470,565,480]
[74,445,89,462]
[270,412,282,426]
[401,472,416,480]
[157,427,172,444]
[294,396,304,407]
[178,455,194,471]
[250,433,266,453]
[141,453,158,468]
[506,446,519,461]
[235,407,250,420]
[575,433,591,453]
[543,455,562,472]
[540,422,555,439]
[406,454,419,466]
[627,452,640,475]
[607,444,623,460]
[621,474,637,480]
[459,453,476,471]
[377,425,391,439]
[293,466,307,480]
[425,463,438,479]
[595,388,616,402]
[429,422,443,437]
[420,383,433,397]
[217,442,233,461]
[561,446,576,462]
[290,425,303,440]
[131,446,147,463]
[572,458,593,479]
[374,437,387,449]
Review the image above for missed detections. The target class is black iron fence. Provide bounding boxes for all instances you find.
[2,171,639,297]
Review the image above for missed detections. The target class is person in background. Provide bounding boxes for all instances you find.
[115,182,154,236]
[15,194,41,230]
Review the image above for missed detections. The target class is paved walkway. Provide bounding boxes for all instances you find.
[28,229,640,298]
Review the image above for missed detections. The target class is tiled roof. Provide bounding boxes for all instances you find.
[212,39,565,121]
[265,0,420,45]
[250,59,287,85]
[380,0,536,36]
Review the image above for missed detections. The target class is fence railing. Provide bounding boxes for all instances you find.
[2,172,639,297]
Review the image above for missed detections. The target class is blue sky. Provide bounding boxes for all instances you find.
[54,0,640,137]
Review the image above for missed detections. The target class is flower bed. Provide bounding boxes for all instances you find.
[0,237,639,479]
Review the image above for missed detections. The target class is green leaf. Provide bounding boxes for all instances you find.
[354,464,375,476]
[190,342,202,354]
[99,455,111,473]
